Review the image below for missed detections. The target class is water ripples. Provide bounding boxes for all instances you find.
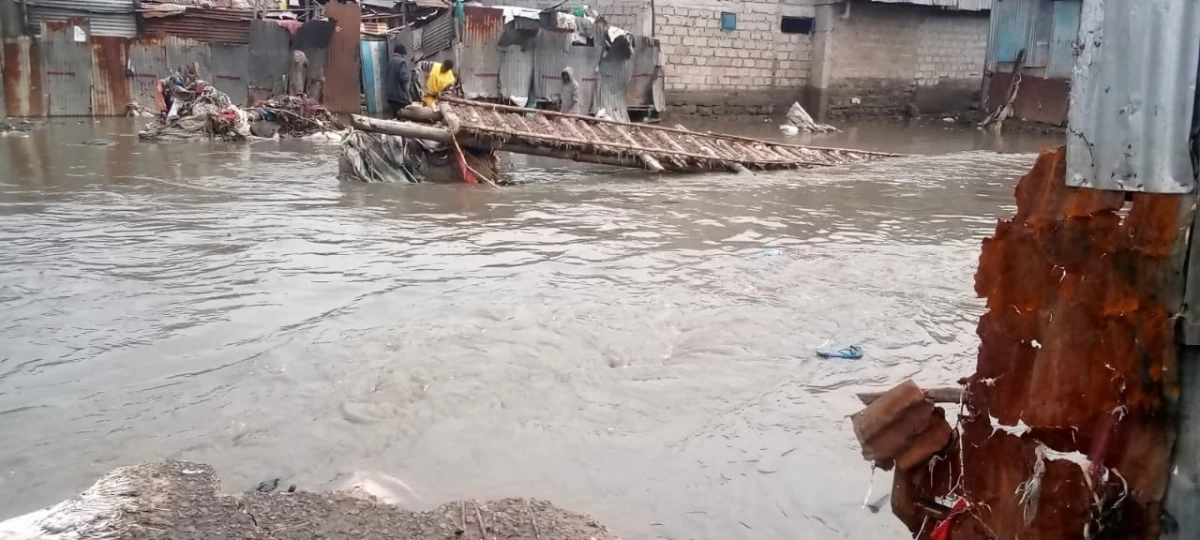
[0,119,1043,539]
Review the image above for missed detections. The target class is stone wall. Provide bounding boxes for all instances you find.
[656,0,815,117]
[822,0,988,117]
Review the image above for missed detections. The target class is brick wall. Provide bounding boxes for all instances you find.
[823,1,987,117]
[592,0,649,33]
[655,0,815,116]
[913,10,988,113]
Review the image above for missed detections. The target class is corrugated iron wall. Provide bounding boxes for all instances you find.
[323,0,361,113]
[626,34,658,109]
[533,29,602,114]
[1066,0,1200,194]
[987,0,1036,67]
[498,43,534,105]
[360,39,386,114]
[2,37,45,116]
[91,35,129,115]
[248,20,290,103]
[460,6,503,99]
[209,43,250,106]
[594,34,630,122]
[128,38,167,110]
[165,35,208,78]
[41,20,93,116]
[28,0,136,38]
[418,12,453,60]
[142,11,252,45]
[1046,0,1081,78]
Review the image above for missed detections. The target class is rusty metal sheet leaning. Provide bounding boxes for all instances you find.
[91,36,131,116]
[41,20,93,116]
[322,0,361,113]
[949,146,1185,538]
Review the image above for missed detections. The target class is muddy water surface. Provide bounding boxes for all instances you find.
[0,117,1060,539]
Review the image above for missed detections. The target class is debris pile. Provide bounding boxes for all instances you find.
[781,102,838,135]
[0,461,622,540]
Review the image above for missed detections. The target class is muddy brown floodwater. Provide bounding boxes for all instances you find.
[0,117,1060,539]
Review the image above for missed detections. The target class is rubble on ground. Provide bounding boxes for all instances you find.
[0,460,621,540]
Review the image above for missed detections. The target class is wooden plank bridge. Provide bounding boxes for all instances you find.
[350,98,897,174]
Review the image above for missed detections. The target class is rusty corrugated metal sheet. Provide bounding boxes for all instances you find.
[142,10,253,44]
[950,146,1183,538]
[323,0,362,113]
[128,38,168,111]
[41,20,93,116]
[985,71,1068,125]
[532,28,601,112]
[1066,0,1200,194]
[91,36,130,116]
[208,43,249,106]
[2,37,45,116]
[28,0,137,38]
[460,6,503,100]
[247,19,290,102]
[164,35,208,78]
[851,380,953,472]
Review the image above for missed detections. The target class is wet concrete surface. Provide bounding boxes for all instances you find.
[0,117,1061,539]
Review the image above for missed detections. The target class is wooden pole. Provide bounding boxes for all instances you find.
[349,115,693,172]
[441,97,899,157]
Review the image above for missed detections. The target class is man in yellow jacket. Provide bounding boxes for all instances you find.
[421,59,457,106]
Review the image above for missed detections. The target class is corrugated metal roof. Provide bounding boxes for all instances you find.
[1066,0,1200,193]
[868,0,991,11]
[418,11,453,58]
[142,10,253,44]
[28,0,137,38]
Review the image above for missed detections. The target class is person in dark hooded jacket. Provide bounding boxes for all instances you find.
[386,44,411,116]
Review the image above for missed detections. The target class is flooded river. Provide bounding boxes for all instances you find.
[0,118,1059,538]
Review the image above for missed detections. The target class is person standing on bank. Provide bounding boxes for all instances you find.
[558,67,581,115]
[386,44,411,117]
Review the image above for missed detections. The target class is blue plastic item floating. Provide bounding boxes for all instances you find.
[816,345,863,359]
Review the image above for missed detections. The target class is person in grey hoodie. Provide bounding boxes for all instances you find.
[558,67,581,115]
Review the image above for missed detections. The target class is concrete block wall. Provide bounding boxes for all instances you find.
[592,0,650,34]
[655,0,815,116]
[913,10,987,113]
[822,0,988,117]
